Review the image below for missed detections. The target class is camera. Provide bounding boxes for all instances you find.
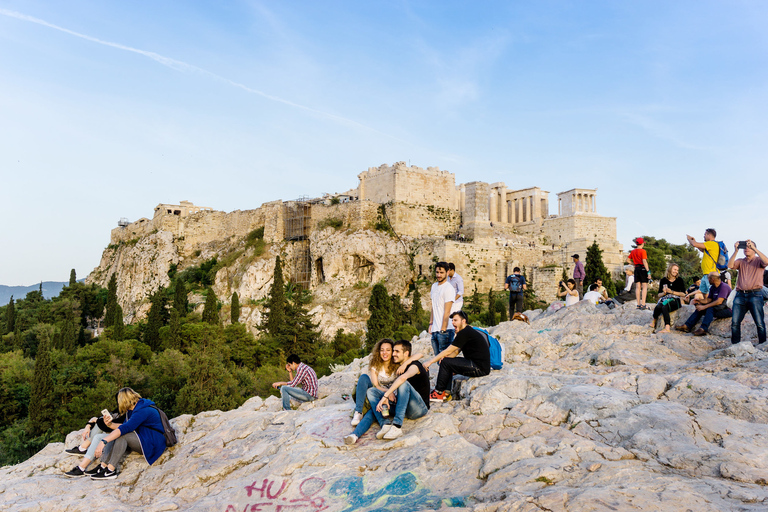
[738,241,747,250]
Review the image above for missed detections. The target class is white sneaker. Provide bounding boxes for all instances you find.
[383,425,402,440]
[376,424,392,439]
[344,434,358,445]
[351,412,362,426]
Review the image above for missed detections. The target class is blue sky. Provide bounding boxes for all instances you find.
[1,1,766,286]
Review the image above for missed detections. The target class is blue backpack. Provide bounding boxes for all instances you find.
[472,327,504,370]
[704,241,729,271]
[507,274,522,293]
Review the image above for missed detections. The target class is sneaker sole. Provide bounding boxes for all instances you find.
[344,436,357,445]
[92,474,117,480]
[64,473,86,478]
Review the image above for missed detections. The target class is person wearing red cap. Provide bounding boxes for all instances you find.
[628,237,651,309]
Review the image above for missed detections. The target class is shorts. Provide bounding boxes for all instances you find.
[635,266,648,283]
[700,275,710,294]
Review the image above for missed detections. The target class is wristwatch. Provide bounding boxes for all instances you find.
[101,439,109,445]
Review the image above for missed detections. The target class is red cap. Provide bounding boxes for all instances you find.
[635,237,644,245]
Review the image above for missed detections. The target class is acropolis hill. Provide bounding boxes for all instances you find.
[88,162,623,334]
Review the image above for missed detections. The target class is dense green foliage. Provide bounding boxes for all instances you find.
[366,283,393,350]
[231,292,240,324]
[584,241,617,297]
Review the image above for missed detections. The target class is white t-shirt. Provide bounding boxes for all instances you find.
[582,291,603,304]
[624,275,635,292]
[448,274,464,313]
[430,281,455,332]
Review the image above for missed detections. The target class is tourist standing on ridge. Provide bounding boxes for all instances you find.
[504,267,527,319]
[271,355,318,410]
[572,254,585,299]
[676,272,732,336]
[728,240,767,345]
[628,238,651,310]
[687,228,720,296]
[428,262,455,356]
[651,263,686,333]
[424,311,490,402]
[447,263,464,314]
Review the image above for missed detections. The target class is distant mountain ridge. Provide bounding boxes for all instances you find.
[0,281,74,304]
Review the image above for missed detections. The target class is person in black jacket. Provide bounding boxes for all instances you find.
[651,263,687,333]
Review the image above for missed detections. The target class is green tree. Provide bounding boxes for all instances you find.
[584,241,617,297]
[230,292,240,324]
[104,274,118,328]
[260,257,288,339]
[69,269,76,287]
[487,289,497,327]
[112,304,124,341]
[202,288,219,325]
[173,279,188,316]
[6,296,15,334]
[144,287,166,351]
[466,285,482,316]
[28,325,54,435]
[284,294,321,362]
[389,294,408,331]
[366,283,392,352]
[521,267,543,311]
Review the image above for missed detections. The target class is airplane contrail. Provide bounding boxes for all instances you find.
[0,8,406,140]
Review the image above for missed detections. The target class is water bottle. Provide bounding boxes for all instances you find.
[381,403,389,417]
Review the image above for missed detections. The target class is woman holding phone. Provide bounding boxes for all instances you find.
[90,387,167,480]
[64,399,125,477]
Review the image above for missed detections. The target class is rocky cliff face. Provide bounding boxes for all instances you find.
[4,301,768,511]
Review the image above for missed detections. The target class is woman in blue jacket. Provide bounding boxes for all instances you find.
[92,387,166,480]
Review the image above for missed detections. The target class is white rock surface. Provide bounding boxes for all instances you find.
[3,301,768,511]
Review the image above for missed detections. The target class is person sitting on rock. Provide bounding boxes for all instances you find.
[63,399,125,477]
[423,311,491,402]
[582,283,604,305]
[683,276,702,304]
[350,339,397,428]
[728,240,768,345]
[91,388,167,480]
[611,267,636,305]
[345,340,430,443]
[557,279,579,307]
[651,263,687,334]
[594,278,609,302]
[272,355,319,411]
[676,271,732,336]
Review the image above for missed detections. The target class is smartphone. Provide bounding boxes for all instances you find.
[101,409,110,417]
[738,241,747,250]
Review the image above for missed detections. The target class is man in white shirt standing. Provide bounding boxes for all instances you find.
[429,262,454,357]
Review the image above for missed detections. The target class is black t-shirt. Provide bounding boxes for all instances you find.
[658,277,686,295]
[404,361,430,410]
[451,326,491,374]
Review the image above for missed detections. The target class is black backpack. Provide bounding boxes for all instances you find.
[149,405,178,447]
[508,275,522,293]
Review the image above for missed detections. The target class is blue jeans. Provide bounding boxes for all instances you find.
[685,305,732,332]
[731,290,766,344]
[389,382,428,426]
[280,386,315,410]
[354,374,374,414]
[351,409,378,438]
[431,330,454,356]
[762,287,768,301]
[84,425,113,463]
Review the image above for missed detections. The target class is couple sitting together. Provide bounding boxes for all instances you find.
[344,310,491,444]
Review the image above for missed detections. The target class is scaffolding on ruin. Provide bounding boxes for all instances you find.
[284,197,313,289]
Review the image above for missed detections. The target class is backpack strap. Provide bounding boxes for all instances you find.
[146,405,165,435]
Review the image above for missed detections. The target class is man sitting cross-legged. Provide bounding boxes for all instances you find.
[423,311,491,402]
[344,340,431,443]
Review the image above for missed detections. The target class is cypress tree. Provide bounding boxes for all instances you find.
[69,269,77,287]
[113,304,124,341]
[104,273,118,328]
[285,294,321,362]
[29,325,54,435]
[366,283,392,351]
[6,296,15,333]
[487,289,497,326]
[202,288,219,325]
[260,256,287,337]
[410,287,424,327]
[230,292,240,324]
[173,279,188,316]
[144,288,165,350]
[584,241,616,297]
[168,307,181,349]
[466,285,482,316]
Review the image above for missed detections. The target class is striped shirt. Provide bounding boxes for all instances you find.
[287,363,319,398]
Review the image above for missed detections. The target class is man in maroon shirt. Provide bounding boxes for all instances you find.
[728,240,768,345]
[572,254,585,299]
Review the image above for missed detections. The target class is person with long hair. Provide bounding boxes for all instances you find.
[90,387,167,480]
[651,263,687,333]
[63,395,125,477]
[557,279,579,307]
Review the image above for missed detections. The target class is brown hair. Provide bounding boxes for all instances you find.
[117,387,142,415]
[665,263,679,280]
[369,339,396,374]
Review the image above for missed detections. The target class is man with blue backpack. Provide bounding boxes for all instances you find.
[423,311,491,402]
[687,228,729,299]
[504,267,527,320]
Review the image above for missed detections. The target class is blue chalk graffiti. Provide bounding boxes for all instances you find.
[328,472,465,512]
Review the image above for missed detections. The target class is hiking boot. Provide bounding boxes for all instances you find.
[429,390,451,402]
[343,434,358,445]
[675,325,690,333]
[91,468,118,480]
[376,424,392,439]
[84,465,104,476]
[64,466,86,477]
[64,446,85,455]
[693,328,707,337]
[350,412,362,426]
[383,426,403,440]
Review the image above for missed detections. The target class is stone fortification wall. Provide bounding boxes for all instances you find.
[310,201,379,232]
[358,162,458,210]
[388,203,461,238]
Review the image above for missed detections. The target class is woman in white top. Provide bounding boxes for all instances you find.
[558,279,580,307]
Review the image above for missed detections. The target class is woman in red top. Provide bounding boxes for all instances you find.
[628,237,651,310]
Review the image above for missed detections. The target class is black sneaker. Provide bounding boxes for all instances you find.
[64,466,86,477]
[84,466,104,476]
[91,468,117,480]
[65,446,85,454]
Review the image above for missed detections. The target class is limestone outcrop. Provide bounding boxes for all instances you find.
[3,300,768,511]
